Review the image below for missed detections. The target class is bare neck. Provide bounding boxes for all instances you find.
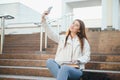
[70,32,77,39]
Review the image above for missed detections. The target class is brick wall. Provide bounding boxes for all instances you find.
[87,31,120,54]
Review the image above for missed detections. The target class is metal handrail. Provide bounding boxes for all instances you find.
[0,13,73,53]
[40,24,43,52]
[0,17,5,54]
[0,15,14,54]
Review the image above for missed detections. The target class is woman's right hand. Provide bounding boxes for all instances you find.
[41,11,49,23]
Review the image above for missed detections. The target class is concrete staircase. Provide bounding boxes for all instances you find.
[0,53,55,80]
[0,31,120,80]
[0,53,119,80]
[3,33,57,54]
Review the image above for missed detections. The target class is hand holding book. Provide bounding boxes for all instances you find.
[61,60,80,69]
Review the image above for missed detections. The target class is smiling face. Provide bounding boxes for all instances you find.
[69,20,80,33]
[65,19,88,52]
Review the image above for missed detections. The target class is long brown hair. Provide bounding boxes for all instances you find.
[64,19,88,52]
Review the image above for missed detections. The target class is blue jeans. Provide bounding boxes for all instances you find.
[46,59,83,80]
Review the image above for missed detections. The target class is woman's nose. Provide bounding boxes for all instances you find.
[71,24,74,27]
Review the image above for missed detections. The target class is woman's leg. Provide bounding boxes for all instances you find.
[57,65,83,80]
[46,58,60,78]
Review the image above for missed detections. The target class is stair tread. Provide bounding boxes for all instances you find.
[0,66,45,69]
[1,53,120,56]
[0,74,55,80]
[0,66,119,74]
[89,61,120,64]
[83,69,120,74]
[0,59,120,64]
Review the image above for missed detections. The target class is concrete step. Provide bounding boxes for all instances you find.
[3,48,40,51]
[3,51,38,54]
[45,49,57,54]
[0,59,42,67]
[4,43,57,47]
[4,43,40,46]
[91,55,120,62]
[3,46,56,50]
[3,45,56,50]
[4,41,56,44]
[0,66,119,80]
[0,75,55,80]
[0,66,52,77]
[40,60,120,71]
[0,53,54,60]
[0,73,119,80]
[0,59,120,71]
[4,44,39,47]
[92,53,120,55]
[82,71,120,80]
[86,61,120,71]
[0,54,120,62]
[3,52,37,54]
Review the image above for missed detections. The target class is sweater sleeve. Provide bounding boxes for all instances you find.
[77,38,91,64]
[41,17,59,43]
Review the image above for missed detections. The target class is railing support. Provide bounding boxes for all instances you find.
[0,15,14,54]
[0,17,5,54]
[45,27,47,48]
[40,25,43,52]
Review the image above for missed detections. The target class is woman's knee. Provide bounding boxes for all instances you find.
[46,58,54,66]
[61,65,70,72]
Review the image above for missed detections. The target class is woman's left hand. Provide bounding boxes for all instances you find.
[41,11,49,23]
[72,60,80,64]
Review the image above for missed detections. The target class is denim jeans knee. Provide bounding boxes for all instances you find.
[46,59,54,66]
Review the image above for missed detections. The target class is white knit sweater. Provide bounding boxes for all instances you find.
[42,19,91,70]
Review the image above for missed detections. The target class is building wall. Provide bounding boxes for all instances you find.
[0,2,41,25]
[0,2,41,34]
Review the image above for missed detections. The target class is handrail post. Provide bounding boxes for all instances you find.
[45,27,47,48]
[0,15,14,54]
[0,17,5,54]
[40,25,43,52]
[34,23,43,52]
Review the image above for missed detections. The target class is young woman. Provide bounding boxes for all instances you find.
[41,11,91,80]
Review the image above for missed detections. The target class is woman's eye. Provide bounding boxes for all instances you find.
[75,24,79,27]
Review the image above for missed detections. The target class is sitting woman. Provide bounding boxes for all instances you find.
[41,11,91,80]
